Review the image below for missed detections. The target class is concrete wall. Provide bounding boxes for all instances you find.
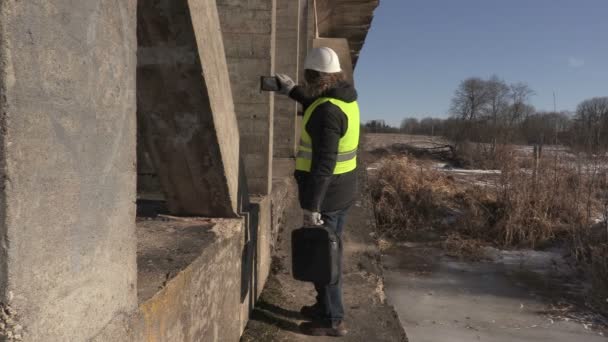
[217,0,277,195]
[137,0,240,217]
[0,0,138,340]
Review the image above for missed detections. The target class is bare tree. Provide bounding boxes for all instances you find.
[483,75,510,148]
[573,97,608,152]
[507,82,535,126]
[364,120,400,134]
[400,118,419,134]
[450,78,490,121]
[419,117,442,136]
[522,111,571,145]
[484,75,510,123]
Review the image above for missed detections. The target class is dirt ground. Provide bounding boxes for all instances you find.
[241,167,408,341]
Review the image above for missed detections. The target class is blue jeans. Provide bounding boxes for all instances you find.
[314,207,349,323]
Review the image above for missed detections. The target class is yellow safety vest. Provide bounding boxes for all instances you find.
[296,97,360,174]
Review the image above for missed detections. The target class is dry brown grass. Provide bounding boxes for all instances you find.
[370,156,458,239]
[572,222,608,314]
[369,150,608,313]
[490,154,593,247]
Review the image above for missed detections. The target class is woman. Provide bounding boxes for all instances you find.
[276,46,360,337]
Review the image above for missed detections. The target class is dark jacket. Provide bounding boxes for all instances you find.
[289,82,359,213]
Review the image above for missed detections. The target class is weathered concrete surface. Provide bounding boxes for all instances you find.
[218,0,276,195]
[273,0,301,159]
[306,0,317,51]
[298,0,310,82]
[139,219,244,342]
[240,196,270,333]
[91,178,299,341]
[0,0,138,340]
[93,218,246,342]
[137,140,164,198]
[315,0,379,66]
[241,168,408,341]
[270,174,296,247]
[241,176,299,333]
[135,218,218,304]
[313,38,354,84]
[137,0,240,217]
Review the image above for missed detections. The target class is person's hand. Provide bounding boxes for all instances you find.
[276,74,296,96]
[303,210,324,226]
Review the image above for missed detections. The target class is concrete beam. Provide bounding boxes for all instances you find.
[0,0,138,340]
[137,0,241,217]
[307,0,317,51]
[313,0,379,67]
[218,0,277,195]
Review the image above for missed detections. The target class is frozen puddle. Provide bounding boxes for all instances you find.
[433,162,502,175]
[383,245,607,342]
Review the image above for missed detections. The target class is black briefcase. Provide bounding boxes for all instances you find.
[291,226,340,286]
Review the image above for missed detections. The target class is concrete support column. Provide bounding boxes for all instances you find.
[137,0,241,217]
[296,0,311,144]
[218,0,276,195]
[273,0,301,158]
[299,0,310,81]
[0,1,137,341]
[307,0,317,51]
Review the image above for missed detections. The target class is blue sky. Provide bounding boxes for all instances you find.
[354,0,608,126]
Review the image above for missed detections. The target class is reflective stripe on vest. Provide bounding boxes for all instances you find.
[295,97,360,174]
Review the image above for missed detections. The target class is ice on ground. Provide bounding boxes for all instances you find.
[433,162,502,174]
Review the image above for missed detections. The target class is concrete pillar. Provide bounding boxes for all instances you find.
[218,0,276,195]
[273,0,301,158]
[313,38,355,84]
[307,0,317,51]
[295,0,311,145]
[0,1,137,341]
[137,0,241,217]
[299,0,310,81]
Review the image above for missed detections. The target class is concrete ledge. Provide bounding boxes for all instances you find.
[136,218,224,304]
[93,178,299,341]
[139,218,243,341]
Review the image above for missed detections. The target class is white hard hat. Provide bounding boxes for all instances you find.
[304,47,342,73]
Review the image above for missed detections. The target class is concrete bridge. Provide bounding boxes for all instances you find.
[0,0,378,340]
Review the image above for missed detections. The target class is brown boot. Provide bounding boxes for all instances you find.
[299,320,348,337]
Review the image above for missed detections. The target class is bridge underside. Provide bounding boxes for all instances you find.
[0,1,378,341]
